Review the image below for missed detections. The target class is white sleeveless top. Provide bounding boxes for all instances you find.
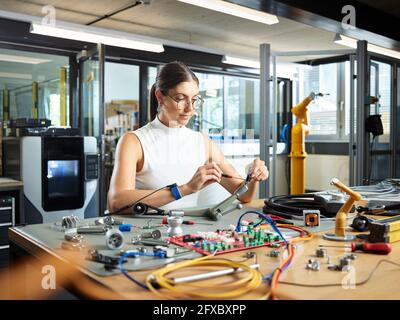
[133,115,207,210]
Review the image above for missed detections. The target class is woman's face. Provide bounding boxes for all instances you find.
[156,80,200,127]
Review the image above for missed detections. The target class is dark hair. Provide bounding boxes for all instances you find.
[150,61,199,119]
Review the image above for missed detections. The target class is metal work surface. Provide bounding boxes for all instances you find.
[13,208,281,276]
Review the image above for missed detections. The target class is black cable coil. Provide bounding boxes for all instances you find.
[263,194,338,219]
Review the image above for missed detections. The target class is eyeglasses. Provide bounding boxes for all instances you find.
[165,93,204,110]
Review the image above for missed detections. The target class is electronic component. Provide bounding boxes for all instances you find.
[8,118,51,128]
[168,226,284,256]
[303,210,320,227]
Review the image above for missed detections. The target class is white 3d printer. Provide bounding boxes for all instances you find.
[3,134,99,224]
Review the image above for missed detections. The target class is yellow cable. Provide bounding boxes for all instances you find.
[146,224,313,300]
[146,254,265,300]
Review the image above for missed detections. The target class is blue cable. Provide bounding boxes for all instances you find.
[118,252,149,290]
[235,210,288,245]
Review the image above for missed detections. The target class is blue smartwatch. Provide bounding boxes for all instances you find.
[169,183,182,200]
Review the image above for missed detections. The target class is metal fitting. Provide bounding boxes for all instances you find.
[266,250,280,258]
[105,229,124,250]
[344,253,357,260]
[306,259,320,271]
[315,248,327,258]
[141,229,162,240]
[64,233,83,243]
[61,241,85,251]
[245,251,257,259]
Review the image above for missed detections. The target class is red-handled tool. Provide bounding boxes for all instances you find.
[319,242,392,255]
[161,217,212,225]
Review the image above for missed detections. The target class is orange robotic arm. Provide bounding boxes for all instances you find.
[289,92,315,194]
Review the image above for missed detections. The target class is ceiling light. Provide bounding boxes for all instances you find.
[0,72,32,79]
[334,34,400,60]
[0,53,50,64]
[222,55,260,69]
[177,0,279,25]
[30,23,164,53]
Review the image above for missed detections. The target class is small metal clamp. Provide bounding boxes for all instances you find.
[140,229,162,240]
[266,250,280,258]
[64,233,84,244]
[306,259,320,271]
[315,248,327,258]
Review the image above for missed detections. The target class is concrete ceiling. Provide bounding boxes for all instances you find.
[0,0,350,63]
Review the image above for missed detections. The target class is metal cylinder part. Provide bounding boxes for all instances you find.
[167,216,183,237]
[105,229,125,250]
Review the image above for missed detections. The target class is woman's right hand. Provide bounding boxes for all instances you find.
[185,162,222,193]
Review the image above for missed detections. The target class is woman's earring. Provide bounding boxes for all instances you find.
[157,104,162,112]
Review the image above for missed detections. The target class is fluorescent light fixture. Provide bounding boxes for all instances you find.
[30,23,164,53]
[334,34,400,60]
[222,55,260,68]
[177,0,279,25]
[0,53,50,64]
[0,72,32,79]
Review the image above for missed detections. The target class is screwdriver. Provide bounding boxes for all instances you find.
[161,216,212,225]
[221,173,245,180]
[182,220,213,225]
[318,242,392,255]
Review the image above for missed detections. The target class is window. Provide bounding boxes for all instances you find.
[298,63,339,138]
[370,60,391,138]
[195,72,259,139]
[224,76,259,139]
[196,73,223,135]
[0,48,69,126]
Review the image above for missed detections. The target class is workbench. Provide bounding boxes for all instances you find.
[6,199,400,300]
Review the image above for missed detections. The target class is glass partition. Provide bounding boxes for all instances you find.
[0,48,69,128]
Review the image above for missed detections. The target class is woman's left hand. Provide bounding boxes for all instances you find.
[248,158,269,182]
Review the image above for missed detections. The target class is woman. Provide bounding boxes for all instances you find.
[108,61,268,213]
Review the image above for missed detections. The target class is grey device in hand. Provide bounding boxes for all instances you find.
[207,181,249,221]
